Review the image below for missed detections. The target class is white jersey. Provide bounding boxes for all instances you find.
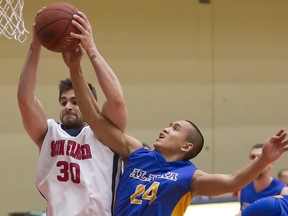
[36,119,121,216]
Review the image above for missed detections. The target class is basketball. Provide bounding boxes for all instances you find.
[34,2,80,53]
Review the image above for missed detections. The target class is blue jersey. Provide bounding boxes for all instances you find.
[241,194,288,216]
[240,178,285,209]
[114,148,197,216]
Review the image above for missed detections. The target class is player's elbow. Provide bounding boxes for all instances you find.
[112,98,127,111]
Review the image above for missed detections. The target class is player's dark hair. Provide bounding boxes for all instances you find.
[278,168,288,179]
[251,143,263,150]
[58,78,97,101]
[184,120,204,160]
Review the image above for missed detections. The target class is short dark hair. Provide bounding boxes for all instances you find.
[58,78,97,101]
[278,168,288,179]
[250,143,263,150]
[183,120,204,160]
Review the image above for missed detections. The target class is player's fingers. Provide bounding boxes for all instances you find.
[77,11,89,23]
[73,13,90,31]
[36,6,46,15]
[78,11,91,28]
[70,31,81,39]
[71,19,85,35]
[281,139,288,147]
[72,15,84,27]
[283,146,288,153]
[275,129,285,137]
[77,11,91,32]
[278,131,287,143]
[32,23,36,32]
[72,19,89,36]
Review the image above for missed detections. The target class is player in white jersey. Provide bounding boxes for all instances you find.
[17,10,127,216]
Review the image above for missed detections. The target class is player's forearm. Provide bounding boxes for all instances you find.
[18,42,47,147]
[86,47,125,103]
[69,66,101,122]
[86,47,127,131]
[18,42,41,102]
[229,156,269,191]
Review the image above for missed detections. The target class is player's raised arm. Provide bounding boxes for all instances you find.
[17,25,48,148]
[64,52,141,159]
[69,11,128,132]
[191,129,288,196]
[62,11,141,159]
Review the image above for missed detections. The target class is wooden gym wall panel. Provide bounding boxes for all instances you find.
[1,0,288,215]
[212,0,288,175]
[0,1,213,215]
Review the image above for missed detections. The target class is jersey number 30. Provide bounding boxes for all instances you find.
[57,161,80,184]
[130,182,160,204]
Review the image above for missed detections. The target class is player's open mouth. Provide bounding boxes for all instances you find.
[159,133,164,139]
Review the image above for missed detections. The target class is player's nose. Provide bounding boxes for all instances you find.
[65,102,73,110]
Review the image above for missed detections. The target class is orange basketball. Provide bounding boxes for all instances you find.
[34,2,80,53]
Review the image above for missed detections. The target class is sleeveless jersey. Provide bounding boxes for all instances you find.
[241,194,288,216]
[36,119,121,216]
[114,148,197,216]
[240,178,285,209]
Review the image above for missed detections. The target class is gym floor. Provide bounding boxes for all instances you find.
[185,202,239,216]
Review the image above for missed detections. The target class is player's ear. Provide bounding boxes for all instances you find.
[181,142,194,152]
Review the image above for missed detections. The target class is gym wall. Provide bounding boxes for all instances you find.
[1,0,288,215]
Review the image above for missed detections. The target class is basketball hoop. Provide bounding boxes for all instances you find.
[0,0,29,43]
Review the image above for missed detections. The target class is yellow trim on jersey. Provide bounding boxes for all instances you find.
[171,192,192,216]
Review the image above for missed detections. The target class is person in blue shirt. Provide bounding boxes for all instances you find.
[66,11,288,216]
[240,143,288,210]
[236,194,288,216]
[278,168,288,186]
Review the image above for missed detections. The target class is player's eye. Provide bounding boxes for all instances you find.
[60,100,67,106]
[173,126,180,131]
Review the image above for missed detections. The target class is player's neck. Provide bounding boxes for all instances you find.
[254,175,273,192]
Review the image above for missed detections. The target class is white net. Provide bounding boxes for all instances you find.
[0,0,28,43]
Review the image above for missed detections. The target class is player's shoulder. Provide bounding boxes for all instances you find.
[192,169,207,182]
[272,177,286,185]
[242,196,280,216]
[46,119,60,129]
[47,119,57,124]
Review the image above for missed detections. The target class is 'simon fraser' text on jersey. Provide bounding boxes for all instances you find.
[36,119,121,216]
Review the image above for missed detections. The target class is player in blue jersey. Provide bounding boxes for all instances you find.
[67,12,288,216]
[236,194,288,216]
[278,168,288,186]
[240,143,288,210]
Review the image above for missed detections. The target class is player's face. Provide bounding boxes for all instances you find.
[249,148,262,161]
[279,170,288,186]
[249,148,272,177]
[154,120,192,154]
[59,89,85,128]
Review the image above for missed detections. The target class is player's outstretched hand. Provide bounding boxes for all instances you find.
[261,129,288,163]
[70,11,96,52]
